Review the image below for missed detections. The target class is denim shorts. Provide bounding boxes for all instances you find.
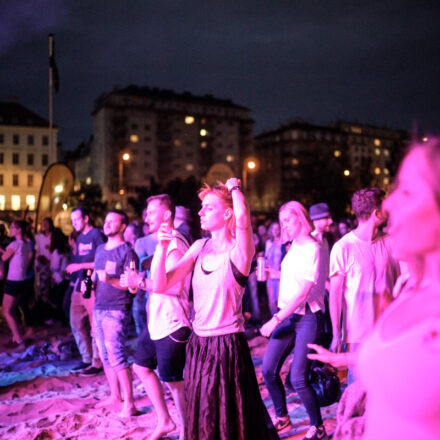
[134,325,191,382]
[93,308,130,371]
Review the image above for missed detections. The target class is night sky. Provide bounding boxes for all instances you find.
[1,0,439,150]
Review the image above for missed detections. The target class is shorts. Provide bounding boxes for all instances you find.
[134,325,191,382]
[4,280,27,298]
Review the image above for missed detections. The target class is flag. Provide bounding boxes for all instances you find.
[49,33,59,93]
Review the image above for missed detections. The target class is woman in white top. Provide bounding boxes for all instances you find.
[309,137,440,440]
[1,220,31,348]
[152,177,279,440]
[260,201,328,440]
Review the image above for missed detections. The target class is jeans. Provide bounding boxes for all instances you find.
[70,288,100,365]
[262,308,323,426]
[132,289,147,335]
[93,308,130,371]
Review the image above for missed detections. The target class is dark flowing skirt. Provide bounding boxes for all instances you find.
[184,332,279,440]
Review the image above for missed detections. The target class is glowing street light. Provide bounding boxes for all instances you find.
[118,152,131,204]
[242,156,260,192]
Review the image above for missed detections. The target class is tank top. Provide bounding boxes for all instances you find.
[358,293,440,440]
[191,240,246,336]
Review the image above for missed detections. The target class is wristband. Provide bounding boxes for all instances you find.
[273,313,282,324]
[229,185,242,194]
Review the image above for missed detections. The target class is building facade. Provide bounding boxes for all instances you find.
[254,120,409,215]
[87,86,254,207]
[0,100,58,213]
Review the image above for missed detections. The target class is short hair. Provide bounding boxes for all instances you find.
[147,194,175,221]
[279,201,314,237]
[198,181,235,232]
[351,187,385,221]
[71,206,89,219]
[107,209,129,226]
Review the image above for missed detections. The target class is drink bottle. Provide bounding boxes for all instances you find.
[83,269,93,299]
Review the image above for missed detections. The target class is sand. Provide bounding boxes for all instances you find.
[0,319,338,440]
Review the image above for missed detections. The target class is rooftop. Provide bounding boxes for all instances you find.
[0,100,51,128]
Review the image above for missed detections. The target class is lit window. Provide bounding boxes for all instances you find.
[344,169,350,176]
[174,139,181,147]
[86,177,92,185]
[226,155,234,162]
[200,141,207,149]
[384,168,389,175]
[26,195,36,210]
[334,150,341,158]
[374,148,381,156]
[291,158,299,166]
[0,195,5,210]
[374,139,381,147]
[383,177,390,185]
[130,134,139,143]
[186,163,194,171]
[11,195,20,210]
[185,116,195,125]
[200,129,208,137]
[384,149,390,156]
[374,167,381,175]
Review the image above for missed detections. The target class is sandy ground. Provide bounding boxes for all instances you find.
[0,317,338,440]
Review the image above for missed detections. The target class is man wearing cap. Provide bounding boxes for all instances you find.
[309,203,333,347]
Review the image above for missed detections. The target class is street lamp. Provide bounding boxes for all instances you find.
[118,152,131,197]
[242,156,260,192]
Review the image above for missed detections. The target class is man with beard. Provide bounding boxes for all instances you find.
[91,210,138,417]
[122,195,190,440]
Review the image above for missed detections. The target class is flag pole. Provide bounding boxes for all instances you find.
[48,34,54,157]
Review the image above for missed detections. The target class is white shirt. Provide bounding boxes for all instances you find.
[148,231,191,340]
[278,239,323,314]
[330,231,398,343]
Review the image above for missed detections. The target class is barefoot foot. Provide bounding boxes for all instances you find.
[148,419,176,440]
[95,396,122,409]
[119,403,137,418]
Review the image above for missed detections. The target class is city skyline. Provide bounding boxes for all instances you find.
[1,1,439,150]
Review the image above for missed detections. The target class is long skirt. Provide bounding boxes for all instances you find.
[184,332,279,440]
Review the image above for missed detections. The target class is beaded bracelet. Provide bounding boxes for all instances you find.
[229,185,242,194]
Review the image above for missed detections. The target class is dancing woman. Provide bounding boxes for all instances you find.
[260,202,328,440]
[309,138,440,440]
[152,177,279,440]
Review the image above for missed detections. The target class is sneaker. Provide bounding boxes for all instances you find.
[274,416,292,434]
[303,425,328,440]
[70,362,91,373]
[79,366,103,376]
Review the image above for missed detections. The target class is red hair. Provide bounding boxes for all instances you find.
[199,181,236,233]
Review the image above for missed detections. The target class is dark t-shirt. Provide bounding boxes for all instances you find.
[94,242,138,311]
[72,227,105,284]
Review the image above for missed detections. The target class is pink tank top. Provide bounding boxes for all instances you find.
[358,295,440,440]
[191,240,246,337]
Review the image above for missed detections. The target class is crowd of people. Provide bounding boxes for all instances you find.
[1,137,439,440]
